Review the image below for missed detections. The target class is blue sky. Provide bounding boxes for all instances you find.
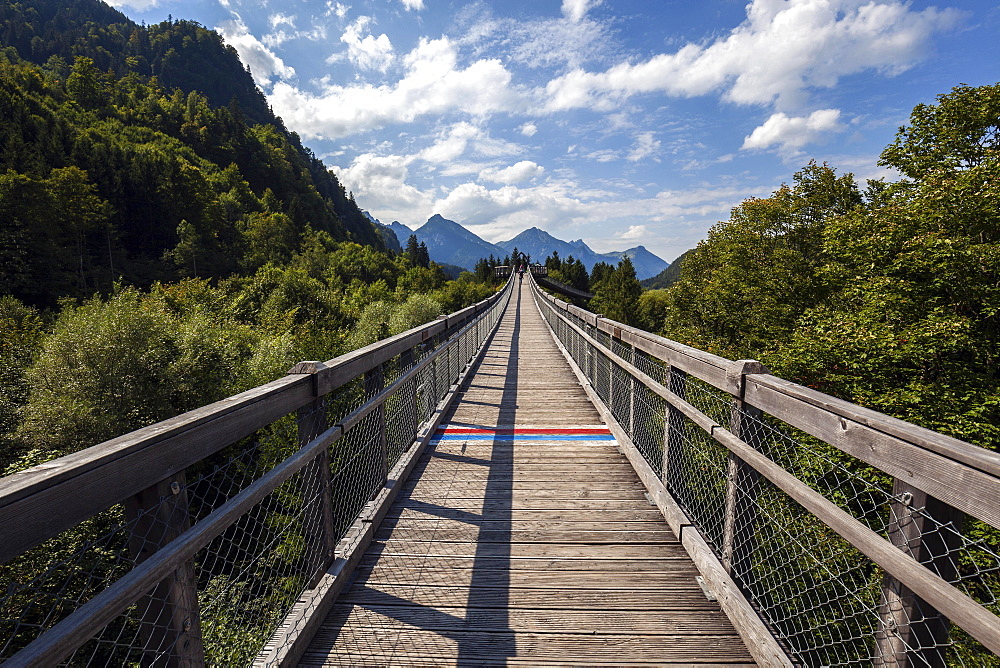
[107,0,999,262]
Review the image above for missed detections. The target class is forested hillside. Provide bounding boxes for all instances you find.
[657,83,1000,452]
[0,0,382,306]
[0,0,502,476]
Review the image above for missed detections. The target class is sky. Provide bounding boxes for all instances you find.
[107,0,1000,262]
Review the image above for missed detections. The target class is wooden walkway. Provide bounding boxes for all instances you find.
[301,282,756,666]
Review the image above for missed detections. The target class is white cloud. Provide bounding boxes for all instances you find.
[627,131,660,162]
[618,225,646,241]
[418,122,482,163]
[217,16,296,87]
[586,149,620,163]
[332,152,433,223]
[562,0,599,23]
[327,2,350,19]
[460,4,612,71]
[104,0,161,10]
[269,37,523,139]
[417,122,524,163]
[434,181,587,237]
[520,122,538,137]
[269,13,296,29]
[741,109,844,155]
[543,0,961,113]
[339,16,395,72]
[401,0,425,10]
[480,161,545,185]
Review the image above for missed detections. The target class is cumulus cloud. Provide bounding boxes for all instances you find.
[339,16,395,72]
[480,161,545,184]
[401,0,425,10]
[217,16,295,87]
[520,122,538,137]
[332,152,433,223]
[269,37,523,139]
[543,0,961,113]
[434,181,587,236]
[742,109,845,155]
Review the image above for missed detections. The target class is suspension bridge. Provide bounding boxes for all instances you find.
[2,272,1000,666]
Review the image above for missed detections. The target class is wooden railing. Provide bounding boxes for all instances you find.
[0,276,514,666]
[529,273,1000,667]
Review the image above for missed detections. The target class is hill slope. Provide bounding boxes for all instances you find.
[0,0,383,304]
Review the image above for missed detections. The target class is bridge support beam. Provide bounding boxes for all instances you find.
[290,361,336,588]
[125,471,205,667]
[722,361,768,590]
[875,481,964,668]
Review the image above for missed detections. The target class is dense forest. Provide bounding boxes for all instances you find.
[0,0,499,476]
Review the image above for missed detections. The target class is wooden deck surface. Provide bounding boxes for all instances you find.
[300,282,756,666]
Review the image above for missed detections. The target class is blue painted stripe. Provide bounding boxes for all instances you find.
[430,434,616,441]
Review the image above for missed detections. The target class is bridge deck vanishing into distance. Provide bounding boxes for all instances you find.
[301,281,756,665]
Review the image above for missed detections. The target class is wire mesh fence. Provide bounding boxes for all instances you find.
[0,279,512,666]
[532,284,1000,667]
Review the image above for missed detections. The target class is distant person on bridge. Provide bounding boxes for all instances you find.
[518,264,525,282]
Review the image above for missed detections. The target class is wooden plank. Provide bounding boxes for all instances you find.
[357,555,693,571]
[325,603,733,634]
[341,583,727,610]
[355,568,703,590]
[368,540,686,560]
[373,527,677,543]
[378,518,673,532]
[304,628,750,663]
[385,508,666,522]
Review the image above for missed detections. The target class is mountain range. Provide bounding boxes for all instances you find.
[366,213,669,280]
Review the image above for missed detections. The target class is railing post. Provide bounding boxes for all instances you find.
[662,366,688,497]
[125,471,205,666]
[364,363,388,494]
[875,481,964,668]
[289,361,336,586]
[722,360,768,590]
[627,343,637,437]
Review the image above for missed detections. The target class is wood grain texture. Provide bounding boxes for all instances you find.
[304,281,756,665]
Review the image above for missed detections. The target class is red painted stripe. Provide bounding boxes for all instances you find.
[435,428,611,435]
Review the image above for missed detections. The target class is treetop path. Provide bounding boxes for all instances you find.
[2,272,1000,666]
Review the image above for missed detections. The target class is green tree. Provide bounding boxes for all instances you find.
[590,257,643,326]
[660,162,860,359]
[66,56,105,109]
